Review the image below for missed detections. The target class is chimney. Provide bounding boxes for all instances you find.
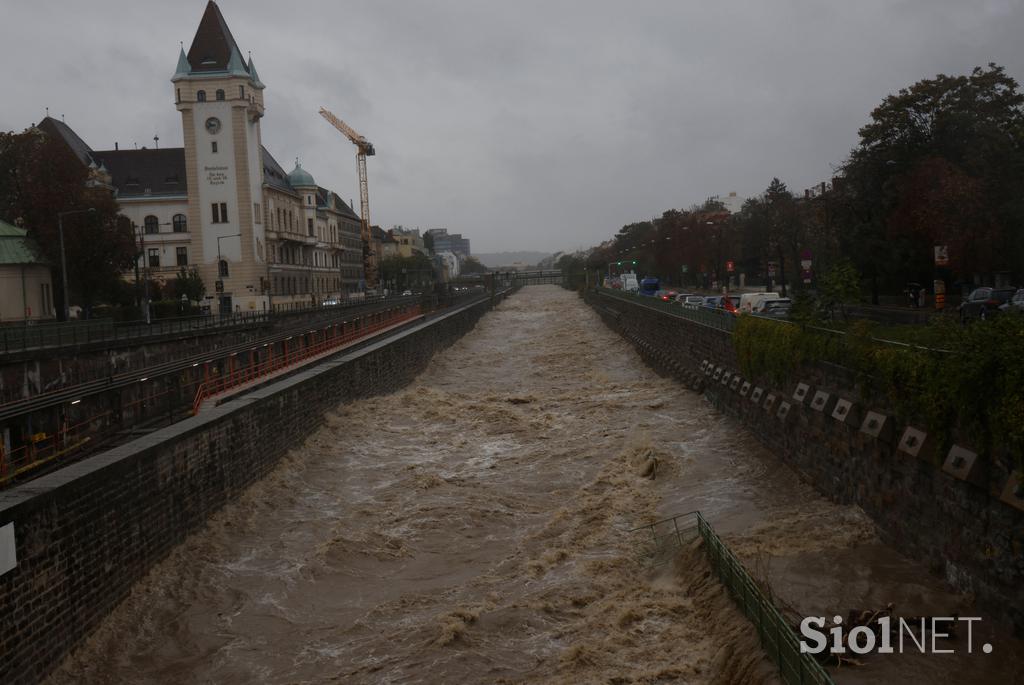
[114,142,119,150]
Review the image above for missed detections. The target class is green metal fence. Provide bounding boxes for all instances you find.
[633,511,834,685]
[596,288,737,333]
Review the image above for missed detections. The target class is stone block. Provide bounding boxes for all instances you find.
[720,371,731,386]
[792,382,811,405]
[999,471,1024,512]
[700,360,709,372]
[750,387,764,403]
[763,393,777,413]
[730,375,742,391]
[859,411,893,442]
[739,381,751,397]
[776,401,793,422]
[831,397,858,426]
[897,426,929,459]
[809,390,834,413]
[942,445,984,487]
[712,366,723,381]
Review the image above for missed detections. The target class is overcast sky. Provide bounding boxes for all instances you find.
[2,1,1023,254]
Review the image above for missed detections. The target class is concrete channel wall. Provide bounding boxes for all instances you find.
[585,288,1024,635]
[0,291,510,685]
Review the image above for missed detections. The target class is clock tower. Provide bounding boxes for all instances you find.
[172,1,268,314]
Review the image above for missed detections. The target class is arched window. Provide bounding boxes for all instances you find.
[215,89,225,101]
[218,260,229,277]
[196,90,207,102]
[172,214,187,233]
[144,215,159,234]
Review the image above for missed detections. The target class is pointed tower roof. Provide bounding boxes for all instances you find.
[226,45,248,77]
[248,56,265,90]
[186,1,249,74]
[171,46,191,82]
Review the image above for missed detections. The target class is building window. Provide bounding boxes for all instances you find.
[253,202,262,224]
[176,88,181,104]
[216,89,225,101]
[176,246,188,266]
[212,203,228,223]
[239,85,245,99]
[143,215,159,234]
[276,208,281,228]
[197,90,206,102]
[219,259,229,277]
[211,141,218,154]
[306,195,312,206]
[307,218,314,236]
[41,283,51,315]
[172,214,187,233]
[148,248,160,268]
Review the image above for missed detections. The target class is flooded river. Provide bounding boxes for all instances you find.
[49,286,1022,684]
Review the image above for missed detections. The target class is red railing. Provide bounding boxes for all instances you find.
[0,304,422,486]
[191,304,423,414]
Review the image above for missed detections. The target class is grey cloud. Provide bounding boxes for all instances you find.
[2,0,1023,253]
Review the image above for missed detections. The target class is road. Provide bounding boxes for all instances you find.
[46,286,1022,684]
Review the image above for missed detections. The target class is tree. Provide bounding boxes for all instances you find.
[460,256,488,274]
[842,64,1024,289]
[0,126,136,317]
[172,267,206,303]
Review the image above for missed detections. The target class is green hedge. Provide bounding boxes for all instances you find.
[734,315,1024,465]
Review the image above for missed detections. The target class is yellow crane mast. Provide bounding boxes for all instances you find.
[318,107,378,289]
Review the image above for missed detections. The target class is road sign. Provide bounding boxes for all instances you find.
[934,245,949,266]
[767,261,777,278]
[726,260,735,273]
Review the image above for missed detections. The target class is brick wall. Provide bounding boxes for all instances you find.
[0,292,507,685]
[585,289,1024,635]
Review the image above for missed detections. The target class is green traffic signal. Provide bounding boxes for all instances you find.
[617,261,621,266]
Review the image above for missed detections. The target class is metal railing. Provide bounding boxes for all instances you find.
[191,305,424,413]
[633,511,834,685]
[597,288,738,333]
[0,311,270,355]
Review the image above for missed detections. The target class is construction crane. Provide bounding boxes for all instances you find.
[318,107,378,289]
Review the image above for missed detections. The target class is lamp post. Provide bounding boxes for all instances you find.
[57,207,96,321]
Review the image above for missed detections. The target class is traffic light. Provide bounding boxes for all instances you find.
[631,260,637,265]
[617,261,621,266]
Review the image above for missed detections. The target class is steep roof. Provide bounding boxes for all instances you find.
[0,219,49,266]
[316,186,360,221]
[186,1,249,74]
[91,148,187,198]
[37,116,94,166]
[261,145,297,195]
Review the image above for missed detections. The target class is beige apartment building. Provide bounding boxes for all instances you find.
[38,1,364,315]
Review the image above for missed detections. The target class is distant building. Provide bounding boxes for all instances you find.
[35,1,364,314]
[0,219,55,322]
[709,191,745,214]
[390,227,426,257]
[434,250,460,281]
[425,228,470,257]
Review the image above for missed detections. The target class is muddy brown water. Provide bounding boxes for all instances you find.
[48,286,1022,684]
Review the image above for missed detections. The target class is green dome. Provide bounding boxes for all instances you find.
[288,161,316,188]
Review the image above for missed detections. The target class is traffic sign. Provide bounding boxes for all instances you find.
[726,260,735,273]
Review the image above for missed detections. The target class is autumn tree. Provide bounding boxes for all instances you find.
[0,126,136,317]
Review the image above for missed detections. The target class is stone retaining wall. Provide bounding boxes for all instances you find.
[0,292,509,685]
[586,289,1024,635]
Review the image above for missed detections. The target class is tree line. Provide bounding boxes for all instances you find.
[579,64,1024,303]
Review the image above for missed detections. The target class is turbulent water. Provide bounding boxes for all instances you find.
[49,286,1022,684]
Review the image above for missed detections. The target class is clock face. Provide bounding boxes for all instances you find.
[205,117,221,134]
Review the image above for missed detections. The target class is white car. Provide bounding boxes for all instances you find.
[675,294,704,308]
[401,290,413,296]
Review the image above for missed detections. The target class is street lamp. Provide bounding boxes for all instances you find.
[57,207,96,321]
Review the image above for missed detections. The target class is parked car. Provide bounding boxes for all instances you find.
[401,289,414,296]
[754,296,791,314]
[739,292,781,313]
[998,288,1024,315]
[703,296,724,308]
[959,287,1015,321]
[760,299,792,319]
[676,294,704,308]
[639,277,661,296]
[655,289,678,302]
